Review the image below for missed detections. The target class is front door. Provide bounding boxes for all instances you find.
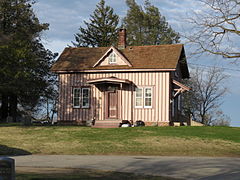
[106,91,118,119]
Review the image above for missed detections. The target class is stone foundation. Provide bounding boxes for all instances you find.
[157,122,170,126]
[58,120,170,127]
[58,120,86,126]
[144,121,170,126]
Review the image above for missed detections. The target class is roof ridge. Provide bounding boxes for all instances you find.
[66,44,183,50]
[126,44,183,48]
[51,43,188,78]
[67,46,110,49]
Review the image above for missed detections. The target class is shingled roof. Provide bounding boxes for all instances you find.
[51,44,189,78]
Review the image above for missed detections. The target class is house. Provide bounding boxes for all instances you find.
[51,29,190,127]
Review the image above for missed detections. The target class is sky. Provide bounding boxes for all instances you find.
[33,0,239,127]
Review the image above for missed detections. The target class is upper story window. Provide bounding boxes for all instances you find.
[109,52,116,64]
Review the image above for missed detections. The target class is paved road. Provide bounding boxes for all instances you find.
[10,155,240,180]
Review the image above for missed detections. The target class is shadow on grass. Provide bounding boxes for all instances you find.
[0,122,54,128]
[16,168,177,180]
[0,122,23,127]
[0,145,31,156]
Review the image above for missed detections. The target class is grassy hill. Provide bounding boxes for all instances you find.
[0,125,239,157]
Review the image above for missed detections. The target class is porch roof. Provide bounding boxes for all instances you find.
[87,77,132,85]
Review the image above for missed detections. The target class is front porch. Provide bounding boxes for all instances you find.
[88,76,133,123]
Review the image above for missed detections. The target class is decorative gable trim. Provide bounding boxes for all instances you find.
[173,79,190,98]
[93,46,132,67]
[87,77,132,85]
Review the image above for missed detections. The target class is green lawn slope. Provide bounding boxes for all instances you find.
[0,126,239,157]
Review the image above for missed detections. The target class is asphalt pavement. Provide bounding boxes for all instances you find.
[10,155,240,180]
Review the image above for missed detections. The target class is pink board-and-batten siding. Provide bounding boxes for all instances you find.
[58,71,170,125]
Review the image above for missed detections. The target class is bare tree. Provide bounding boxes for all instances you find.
[210,110,231,126]
[183,66,230,125]
[186,0,240,60]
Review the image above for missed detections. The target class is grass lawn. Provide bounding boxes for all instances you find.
[16,167,178,180]
[0,125,239,157]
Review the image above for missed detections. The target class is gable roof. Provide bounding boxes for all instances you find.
[93,46,132,67]
[51,44,189,78]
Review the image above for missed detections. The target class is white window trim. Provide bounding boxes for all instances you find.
[144,87,152,108]
[72,87,91,108]
[135,87,153,109]
[108,52,117,64]
[135,87,143,108]
[81,87,90,108]
[73,88,81,108]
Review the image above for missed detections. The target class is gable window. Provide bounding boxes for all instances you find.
[135,87,153,108]
[73,87,90,108]
[109,52,116,64]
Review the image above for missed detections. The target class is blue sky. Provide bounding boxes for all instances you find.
[33,0,239,127]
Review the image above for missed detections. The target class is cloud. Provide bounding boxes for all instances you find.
[34,1,92,41]
[33,0,200,45]
[42,38,70,54]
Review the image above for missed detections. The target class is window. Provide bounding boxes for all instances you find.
[73,88,81,108]
[135,87,152,108]
[172,92,175,117]
[144,87,152,108]
[109,52,116,64]
[73,87,90,108]
[82,88,90,108]
[135,88,143,107]
[177,95,181,111]
[174,71,179,78]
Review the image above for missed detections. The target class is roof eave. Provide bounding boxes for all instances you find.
[51,68,176,74]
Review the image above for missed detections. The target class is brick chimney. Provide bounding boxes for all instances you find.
[118,29,126,49]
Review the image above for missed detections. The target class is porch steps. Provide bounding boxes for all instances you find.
[92,120,121,128]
